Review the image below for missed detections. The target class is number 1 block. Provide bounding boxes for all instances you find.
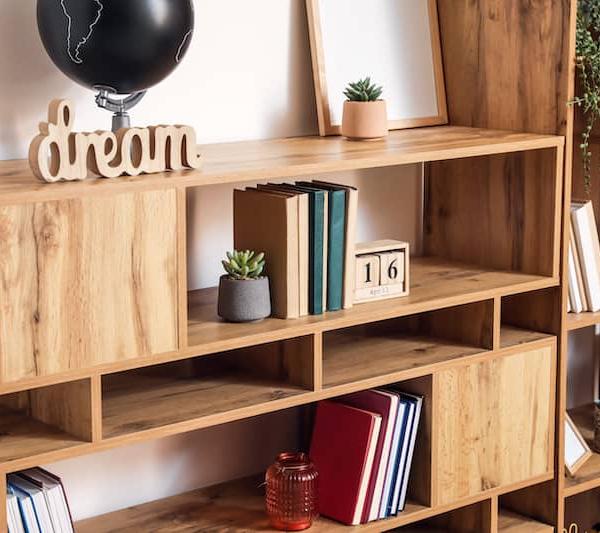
[356,254,380,290]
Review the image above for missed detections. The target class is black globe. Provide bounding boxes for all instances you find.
[37,0,194,94]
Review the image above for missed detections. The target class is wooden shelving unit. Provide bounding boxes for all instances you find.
[0,1,583,531]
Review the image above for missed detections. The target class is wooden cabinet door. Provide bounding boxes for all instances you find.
[434,344,555,505]
[0,189,179,383]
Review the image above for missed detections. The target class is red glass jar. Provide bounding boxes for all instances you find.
[265,452,319,530]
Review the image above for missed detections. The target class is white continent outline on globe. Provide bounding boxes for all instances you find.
[59,0,104,64]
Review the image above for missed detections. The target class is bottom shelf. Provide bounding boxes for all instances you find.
[75,475,428,533]
[75,477,554,533]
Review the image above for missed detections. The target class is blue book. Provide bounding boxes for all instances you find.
[396,393,424,513]
[300,182,346,311]
[379,395,406,518]
[7,481,40,533]
[387,397,413,516]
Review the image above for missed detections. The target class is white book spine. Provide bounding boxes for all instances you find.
[568,236,584,313]
[572,204,600,311]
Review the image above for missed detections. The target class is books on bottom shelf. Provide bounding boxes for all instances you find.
[568,200,600,314]
[6,468,73,533]
[309,389,423,525]
[234,180,357,319]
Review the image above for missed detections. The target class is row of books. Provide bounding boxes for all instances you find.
[309,389,423,525]
[568,200,600,313]
[234,180,358,318]
[6,468,73,533]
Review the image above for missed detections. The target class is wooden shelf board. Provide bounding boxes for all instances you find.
[323,332,483,389]
[74,475,431,533]
[188,256,558,354]
[564,403,600,497]
[102,373,306,439]
[74,476,559,533]
[567,311,600,331]
[0,127,563,206]
[498,509,554,532]
[0,406,84,465]
[500,325,553,349]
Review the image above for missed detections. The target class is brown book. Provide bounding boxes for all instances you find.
[234,188,299,319]
[257,184,309,317]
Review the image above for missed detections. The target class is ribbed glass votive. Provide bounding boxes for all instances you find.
[265,452,319,531]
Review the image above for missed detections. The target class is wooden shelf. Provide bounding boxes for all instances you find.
[188,256,557,354]
[74,475,431,533]
[498,510,554,532]
[0,406,84,465]
[564,404,600,497]
[102,372,306,440]
[500,325,553,349]
[323,332,483,389]
[74,477,556,533]
[0,127,563,207]
[566,311,600,331]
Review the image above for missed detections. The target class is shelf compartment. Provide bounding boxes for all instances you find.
[397,500,492,532]
[565,486,600,531]
[564,403,600,496]
[188,256,556,355]
[102,337,314,439]
[75,475,431,533]
[500,288,559,349]
[498,510,554,532]
[0,379,93,468]
[322,301,493,389]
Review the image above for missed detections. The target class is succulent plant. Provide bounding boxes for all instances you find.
[222,250,265,280]
[343,77,383,102]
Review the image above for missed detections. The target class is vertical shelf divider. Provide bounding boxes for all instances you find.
[177,186,189,352]
[313,332,323,392]
[91,375,103,443]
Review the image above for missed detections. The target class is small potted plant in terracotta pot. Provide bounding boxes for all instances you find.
[218,250,271,323]
[341,77,388,141]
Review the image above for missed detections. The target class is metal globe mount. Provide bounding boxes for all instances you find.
[94,86,147,132]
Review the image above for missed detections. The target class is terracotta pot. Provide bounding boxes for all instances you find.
[341,100,388,140]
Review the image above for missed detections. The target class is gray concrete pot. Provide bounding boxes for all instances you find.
[217,275,271,323]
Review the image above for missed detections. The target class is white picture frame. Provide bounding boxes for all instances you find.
[565,413,592,476]
[306,0,448,136]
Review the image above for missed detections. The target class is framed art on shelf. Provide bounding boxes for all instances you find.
[306,0,447,136]
[565,413,592,476]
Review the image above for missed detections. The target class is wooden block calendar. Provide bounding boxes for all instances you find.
[354,240,409,303]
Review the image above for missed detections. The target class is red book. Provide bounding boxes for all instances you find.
[309,400,382,525]
[340,389,399,522]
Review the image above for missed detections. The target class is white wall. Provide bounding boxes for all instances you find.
[1,0,421,521]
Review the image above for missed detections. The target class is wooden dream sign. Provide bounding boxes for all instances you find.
[29,99,202,182]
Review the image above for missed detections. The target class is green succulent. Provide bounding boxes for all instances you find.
[222,250,265,280]
[344,77,383,102]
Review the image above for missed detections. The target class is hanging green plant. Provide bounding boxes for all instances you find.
[572,0,600,193]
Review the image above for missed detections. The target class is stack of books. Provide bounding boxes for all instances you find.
[6,468,73,533]
[568,200,600,313]
[309,389,423,525]
[234,181,358,318]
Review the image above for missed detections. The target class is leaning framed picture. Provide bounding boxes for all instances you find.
[306,0,448,136]
[565,413,592,476]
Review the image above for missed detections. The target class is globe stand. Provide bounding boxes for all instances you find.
[94,86,147,132]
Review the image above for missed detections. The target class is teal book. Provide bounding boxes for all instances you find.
[291,183,326,314]
[301,181,346,312]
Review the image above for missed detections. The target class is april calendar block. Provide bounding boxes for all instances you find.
[354,240,409,303]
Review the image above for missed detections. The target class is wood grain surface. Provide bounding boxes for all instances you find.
[0,190,178,383]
